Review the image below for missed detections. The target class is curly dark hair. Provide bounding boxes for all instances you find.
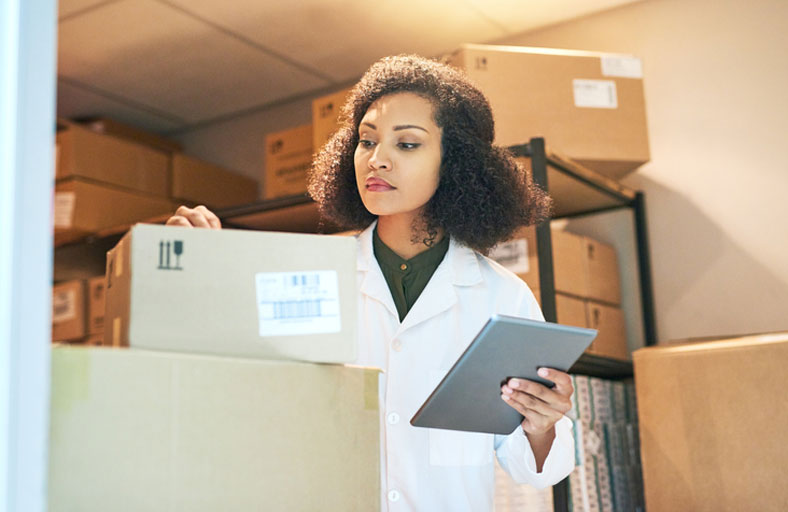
[308,54,552,254]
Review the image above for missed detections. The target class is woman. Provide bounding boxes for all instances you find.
[167,55,575,511]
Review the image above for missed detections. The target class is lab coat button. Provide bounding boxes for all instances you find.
[388,490,401,502]
[387,412,400,425]
[391,339,403,352]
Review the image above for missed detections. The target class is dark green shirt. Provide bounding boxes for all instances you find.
[373,227,450,322]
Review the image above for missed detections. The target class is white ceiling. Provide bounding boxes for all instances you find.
[57,0,642,135]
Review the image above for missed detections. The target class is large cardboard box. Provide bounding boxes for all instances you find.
[48,346,380,512]
[52,280,86,342]
[585,236,621,305]
[87,275,106,336]
[105,224,357,363]
[54,178,177,245]
[171,153,258,209]
[56,123,170,196]
[263,124,313,199]
[633,334,788,512]
[447,44,650,178]
[312,87,351,152]
[80,117,183,153]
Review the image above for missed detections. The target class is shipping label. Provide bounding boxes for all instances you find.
[488,239,530,274]
[52,288,76,323]
[255,271,341,337]
[573,79,618,109]
[54,192,76,228]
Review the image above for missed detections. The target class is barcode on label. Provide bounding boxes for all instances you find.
[256,271,341,336]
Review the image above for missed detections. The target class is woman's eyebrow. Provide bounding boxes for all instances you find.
[393,124,428,133]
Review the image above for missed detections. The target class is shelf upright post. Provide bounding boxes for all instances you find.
[526,138,570,512]
[633,191,658,345]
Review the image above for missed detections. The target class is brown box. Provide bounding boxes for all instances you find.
[312,88,351,152]
[56,123,170,197]
[585,301,628,360]
[52,280,86,342]
[54,178,177,245]
[171,154,258,209]
[79,117,183,153]
[550,229,588,299]
[87,276,106,336]
[447,44,650,178]
[263,124,313,200]
[584,237,621,305]
[49,346,380,511]
[633,334,788,511]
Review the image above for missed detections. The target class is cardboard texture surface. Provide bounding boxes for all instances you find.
[105,224,358,363]
[48,346,380,512]
[312,88,351,152]
[263,124,313,199]
[56,123,170,196]
[633,334,788,511]
[586,301,628,360]
[87,275,105,335]
[171,153,258,208]
[52,280,86,341]
[81,117,183,153]
[54,178,176,245]
[447,44,650,178]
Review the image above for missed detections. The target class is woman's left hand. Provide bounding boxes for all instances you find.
[500,367,573,436]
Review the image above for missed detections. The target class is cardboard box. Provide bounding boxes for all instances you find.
[585,237,621,305]
[87,275,106,335]
[52,280,86,342]
[56,123,170,196]
[80,117,183,153]
[171,154,258,209]
[447,44,650,178]
[54,178,177,245]
[312,88,351,152]
[105,224,357,363]
[633,334,788,511]
[263,124,313,199]
[48,346,380,512]
[551,229,588,299]
[586,301,628,360]
[489,226,539,289]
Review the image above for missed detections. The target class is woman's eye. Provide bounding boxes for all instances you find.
[398,142,421,150]
[359,139,376,148]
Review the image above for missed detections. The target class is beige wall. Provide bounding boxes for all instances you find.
[178,0,788,343]
[493,0,788,341]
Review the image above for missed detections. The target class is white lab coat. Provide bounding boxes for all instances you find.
[354,222,575,512]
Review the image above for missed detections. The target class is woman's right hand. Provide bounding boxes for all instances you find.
[165,205,222,229]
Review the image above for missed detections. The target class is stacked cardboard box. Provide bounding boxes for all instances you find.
[634,334,788,511]
[490,227,628,360]
[446,44,650,179]
[262,124,313,200]
[50,225,381,510]
[51,276,106,345]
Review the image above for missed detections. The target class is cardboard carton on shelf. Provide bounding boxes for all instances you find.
[56,122,170,197]
[48,346,380,512]
[491,227,622,306]
[171,154,258,209]
[52,280,86,342]
[78,117,183,153]
[263,124,313,200]
[105,224,358,363]
[312,87,351,152]
[633,333,788,511]
[54,178,176,246]
[446,44,650,179]
[87,275,105,336]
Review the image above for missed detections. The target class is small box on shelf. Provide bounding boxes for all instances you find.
[263,124,313,200]
[52,280,86,342]
[171,153,258,209]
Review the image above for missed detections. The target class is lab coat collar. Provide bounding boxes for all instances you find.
[357,221,483,332]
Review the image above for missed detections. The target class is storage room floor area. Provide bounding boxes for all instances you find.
[4,0,788,511]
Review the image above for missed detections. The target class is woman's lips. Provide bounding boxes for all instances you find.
[366,177,395,191]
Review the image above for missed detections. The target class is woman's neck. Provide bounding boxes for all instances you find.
[377,214,444,260]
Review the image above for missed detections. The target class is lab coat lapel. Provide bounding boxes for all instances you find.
[357,222,399,319]
[397,238,483,335]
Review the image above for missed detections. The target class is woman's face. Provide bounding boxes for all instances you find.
[354,92,442,220]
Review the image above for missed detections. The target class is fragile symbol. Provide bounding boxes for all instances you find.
[158,240,183,270]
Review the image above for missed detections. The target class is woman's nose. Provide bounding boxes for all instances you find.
[368,144,390,170]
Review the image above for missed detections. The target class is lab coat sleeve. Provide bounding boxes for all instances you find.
[493,415,575,488]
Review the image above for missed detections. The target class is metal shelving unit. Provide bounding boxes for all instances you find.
[510,137,656,512]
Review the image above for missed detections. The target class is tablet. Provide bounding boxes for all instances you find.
[410,314,597,435]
